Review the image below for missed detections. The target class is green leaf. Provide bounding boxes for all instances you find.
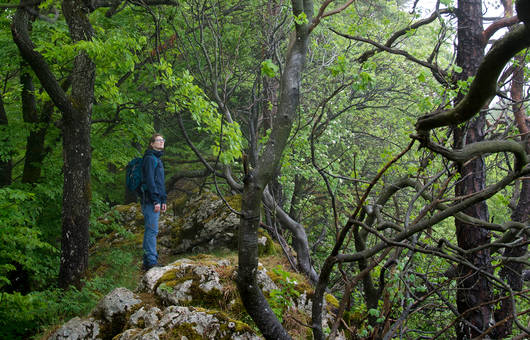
[261,59,279,78]
[293,12,308,25]
[368,308,380,317]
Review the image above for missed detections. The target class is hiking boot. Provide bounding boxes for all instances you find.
[142,263,162,271]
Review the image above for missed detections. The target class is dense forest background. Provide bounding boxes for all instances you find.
[1,0,529,338]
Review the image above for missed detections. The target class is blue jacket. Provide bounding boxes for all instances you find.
[142,149,166,205]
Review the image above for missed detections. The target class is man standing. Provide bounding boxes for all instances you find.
[141,133,167,270]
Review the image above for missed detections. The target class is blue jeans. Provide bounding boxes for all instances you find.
[141,202,159,267]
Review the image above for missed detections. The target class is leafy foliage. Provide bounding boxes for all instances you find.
[156,62,244,164]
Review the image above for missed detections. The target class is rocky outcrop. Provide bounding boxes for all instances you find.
[48,257,344,339]
[167,192,240,254]
[116,306,260,340]
[49,255,340,340]
[99,190,274,257]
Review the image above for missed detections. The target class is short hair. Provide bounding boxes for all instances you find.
[148,133,164,149]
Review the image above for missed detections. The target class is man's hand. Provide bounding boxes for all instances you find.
[161,203,167,213]
[154,203,161,213]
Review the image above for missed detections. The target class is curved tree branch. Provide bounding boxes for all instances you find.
[411,137,528,170]
[338,164,530,264]
[483,15,519,43]
[262,188,319,283]
[357,8,453,63]
[416,24,530,133]
[331,28,448,85]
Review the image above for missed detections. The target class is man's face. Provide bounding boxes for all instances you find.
[152,137,165,151]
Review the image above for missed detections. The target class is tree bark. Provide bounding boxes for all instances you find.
[288,174,305,220]
[263,188,318,284]
[237,1,313,338]
[58,0,95,289]
[454,1,492,337]
[11,0,95,289]
[20,66,53,184]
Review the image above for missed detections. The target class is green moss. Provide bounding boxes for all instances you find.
[257,229,278,256]
[204,308,254,335]
[267,265,313,297]
[114,204,134,214]
[169,217,185,245]
[159,307,255,340]
[162,322,203,340]
[189,307,255,338]
[169,194,188,216]
[157,268,179,284]
[156,265,223,308]
[224,194,242,211]
[325,293,340,309]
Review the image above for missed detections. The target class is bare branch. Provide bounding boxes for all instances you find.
[357,8,453,63]
[331,28,449,85]
[416,24,530,133]
[310,0,356,33]
[483,15,519,43]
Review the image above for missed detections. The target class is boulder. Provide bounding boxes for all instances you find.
[92,287,142,323]
[47,317,101,340]
[115,306,259,340]
[167,192,240,254]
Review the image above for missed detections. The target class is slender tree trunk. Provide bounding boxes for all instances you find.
[0,94,11,187]
[20,66,53,184]
[261,0,284,230]
[288,174,305,220]
[454,1,492,337]
[58,0,95,289]
[237,1,313,338]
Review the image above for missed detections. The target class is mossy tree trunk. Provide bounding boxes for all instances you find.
[12,0,95,289]
[58,0,95,289]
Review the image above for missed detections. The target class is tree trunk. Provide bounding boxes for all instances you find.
[263,188,318,283]
[20,66,53,184]
[238,179,292,339]
[11,0,95,289]
[0,94,11,187]
[454,1,492,337]
[58,0,95,289]
[237,1,313,338]
[288,174,305,220]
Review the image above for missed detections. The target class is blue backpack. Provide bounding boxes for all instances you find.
[126,157,144,194]
[126,156,160,195]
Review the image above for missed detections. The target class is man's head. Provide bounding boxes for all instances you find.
[149,133,165,151]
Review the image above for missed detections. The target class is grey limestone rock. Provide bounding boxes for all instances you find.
[91,287,141,323]
[48,317,101,340]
